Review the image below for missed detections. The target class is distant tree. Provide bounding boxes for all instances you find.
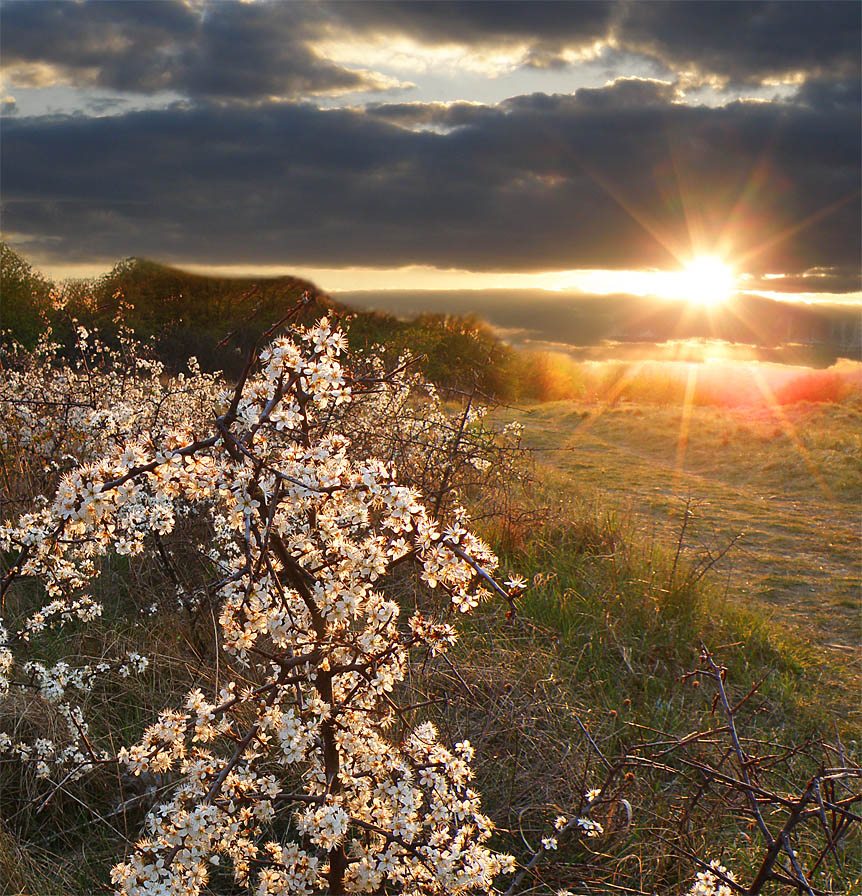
[0,242,54,348]
[2,246,522,399]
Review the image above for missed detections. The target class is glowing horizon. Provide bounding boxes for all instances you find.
[23,255,860,306]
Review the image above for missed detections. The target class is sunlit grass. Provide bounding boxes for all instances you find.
[457,487,859,892]
[490,396,862,663]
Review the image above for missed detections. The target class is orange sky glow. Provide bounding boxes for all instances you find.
[30,259,855,307]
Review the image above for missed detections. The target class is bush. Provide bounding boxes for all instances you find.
[0,243,54,349]
[1,312,531,895]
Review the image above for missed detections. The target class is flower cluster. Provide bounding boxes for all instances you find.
[1,324,219,505]
[1,316,519,895]
[686,860,736,896]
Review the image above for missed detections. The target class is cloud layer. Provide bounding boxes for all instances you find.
[2,1,859,285]
[1,1,392,101]
[5,79,859,279]
[4,1,860,101]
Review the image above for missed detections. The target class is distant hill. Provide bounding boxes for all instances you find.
[337,288,862,366]
[0,246,514,394]
[3,245,859,405]
[64,256,339,376]
[613,292,862,358]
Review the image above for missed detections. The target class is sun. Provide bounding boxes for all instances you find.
[677,255,735,306]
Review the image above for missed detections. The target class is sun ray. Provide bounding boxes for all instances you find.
[714,143,780,260]
[661,120,713,263]
[748,367,834,503]
[558,131,689,265]
[735,188,862,271]
[675,364,698,478]
[564,360,649,447]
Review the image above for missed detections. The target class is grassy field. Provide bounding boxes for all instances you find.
[6,389,859,894]
[492,395,861,662]
[448,389,861,891]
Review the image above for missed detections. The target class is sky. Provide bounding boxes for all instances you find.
[1,0,860,305]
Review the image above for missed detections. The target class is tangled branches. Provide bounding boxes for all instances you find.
[678,648,860,896]
[618,647,860,896]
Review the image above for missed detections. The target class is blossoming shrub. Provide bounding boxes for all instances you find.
[1,316,523,894]
[1,323,220,510]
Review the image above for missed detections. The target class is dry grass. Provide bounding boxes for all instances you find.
[492,397,862,661]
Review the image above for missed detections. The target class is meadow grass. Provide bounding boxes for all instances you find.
[410,486,860,893]
[456,473,862,893]
[459,393,859,891]
[491,396,862,659]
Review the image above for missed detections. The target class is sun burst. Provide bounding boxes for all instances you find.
[677,255,735,306]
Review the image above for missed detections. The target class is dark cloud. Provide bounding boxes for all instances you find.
[4,82,859,279]
[0,1,391,101]
[326,0,616,45]
[324,1,860,86]
[5,1,858,106]
[518,77,678,109]
[324,0,617,69]
[617,1,862,86]
[793,76,862,112]
[367,79,677,131]
[334,1,860,85]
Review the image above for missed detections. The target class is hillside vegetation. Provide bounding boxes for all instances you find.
[1,244,514,397]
